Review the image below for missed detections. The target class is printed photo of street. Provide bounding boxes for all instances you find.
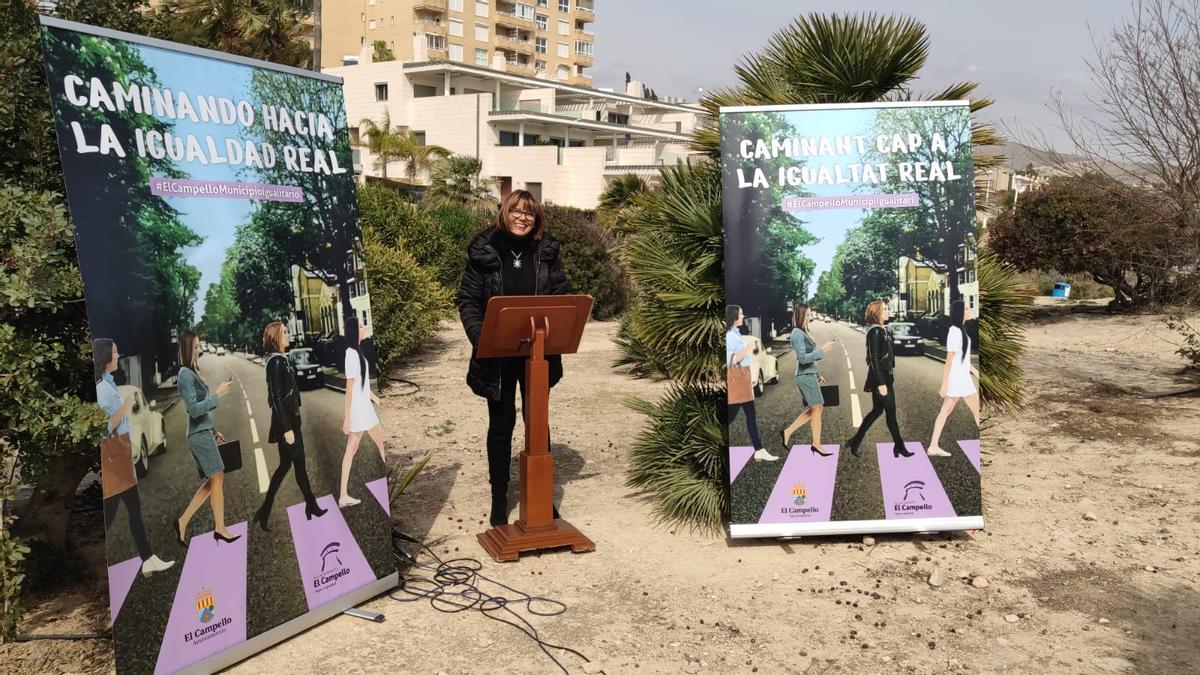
[722,104,981,528]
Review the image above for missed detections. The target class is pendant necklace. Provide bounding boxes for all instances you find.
[510,251,523,269]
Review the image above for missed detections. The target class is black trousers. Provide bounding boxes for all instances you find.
[104,488,151,560]
[260,428,318,513]
[850,384,905,449]
[485,358,551,490]
[728,401,763,450]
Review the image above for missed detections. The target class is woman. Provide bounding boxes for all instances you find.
[726,305,777,463]
[781,304,836,457]
[926,301,981,457]
[94,339,174,576]
[845,301,912,459]
[175,331,240,546]
[337,316,386,508]
[456,189,570,527]
[254,322,325,531]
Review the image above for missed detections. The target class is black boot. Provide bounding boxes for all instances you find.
[490,486,508,527]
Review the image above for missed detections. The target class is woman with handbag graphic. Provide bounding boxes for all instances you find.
[93,339,174,577]
[926,300,981,457]
[781,304,837,457]
[726,305,777,462]
[175,330,241,546]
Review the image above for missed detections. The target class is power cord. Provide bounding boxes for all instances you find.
[389,527,591,674]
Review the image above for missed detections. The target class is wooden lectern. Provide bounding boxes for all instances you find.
[475,294,595,562]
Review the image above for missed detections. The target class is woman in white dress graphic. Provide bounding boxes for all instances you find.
[338,316,387,507]
[926,300,981,457]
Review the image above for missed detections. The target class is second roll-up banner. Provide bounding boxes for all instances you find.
[721,101,984,538]
[39,16,396,673]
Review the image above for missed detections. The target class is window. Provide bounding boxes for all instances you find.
[535,59,546,72]
[449,0,463,10]
[558,19,569,35]
[475,23,488,41]
[535,37,547,53]
[574,40,592,55]
[360,12,364,20]
[607,112,628,125]
[537,0,547,5]
[556,64,568,80]
[449,18,463,36]
[557,42,568,57]
[559,0,568,11]
[413,131,427,145]
[449,43,464,61]
[374,83,388,101]
[475,48,489,65]
[515,3,535,19]
[390,15,395,25]
[427,33,445,50]
[536,13,548,30]
[475,0,488,17]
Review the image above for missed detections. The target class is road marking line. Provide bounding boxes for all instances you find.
[245,400,253,416]
[254,447,268,493]
[851,392,863,427]
[250,419,259,444]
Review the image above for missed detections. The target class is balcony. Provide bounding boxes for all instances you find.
[503,60,535,75]
[412,0,446,12]
[574,27,594,40]
[496,11,536,30]
[573,52,593,67]
[496,35,534,55]
[575,2,594,21]
[568,74,592,87]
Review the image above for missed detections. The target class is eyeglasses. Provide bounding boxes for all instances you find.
[511,209,535,219]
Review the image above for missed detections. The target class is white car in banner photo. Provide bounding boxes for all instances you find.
[745,335,780,397]
[118,385,166,478]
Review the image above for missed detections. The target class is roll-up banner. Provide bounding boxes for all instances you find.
[720,102,983,538]
[39,16,395,673]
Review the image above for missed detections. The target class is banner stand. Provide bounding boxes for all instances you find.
[179,573,397,674]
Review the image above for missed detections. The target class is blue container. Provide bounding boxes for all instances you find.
[1051,281,1071,298]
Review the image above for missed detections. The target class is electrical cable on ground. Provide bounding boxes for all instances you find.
[388,527,590,674]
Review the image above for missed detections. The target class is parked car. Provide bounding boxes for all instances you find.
[215,345,227,356]
[288,348,325,389]
[887,322,925,355]
[745,335,780,397]
[118,385,166,478]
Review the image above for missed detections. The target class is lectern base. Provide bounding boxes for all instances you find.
[477,518,595,562]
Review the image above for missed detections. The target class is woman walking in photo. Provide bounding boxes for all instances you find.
[926,301,981,457]
[337,317,387,508]
[94,339,174,575]
[175,331,240,546]
[254,322,325,531]
[781,304,837,457]
[846,301,912,458]
[726,305,777,463]
[456,189,571,526]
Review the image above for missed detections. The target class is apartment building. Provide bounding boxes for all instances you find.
[326,53,705,208]
[320,0,595,86]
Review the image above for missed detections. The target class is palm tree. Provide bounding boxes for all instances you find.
[356,112,406,181]
[424,155,498,210]
[621,13,1030,532]
[598,173,648,214]
[163,0,266,56]
[394,131,450,184]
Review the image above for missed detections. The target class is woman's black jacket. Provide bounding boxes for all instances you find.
[863,325,896,393]
[266,353,302,443]
[456,228,571,401]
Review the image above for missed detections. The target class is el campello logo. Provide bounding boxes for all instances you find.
[320,542,342,572]
[903,480,926,502]
[312,541,352,591]
[194,588,216,623]
[791,482,807,506]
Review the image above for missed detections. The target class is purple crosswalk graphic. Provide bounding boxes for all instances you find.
[154,522,248,674]
[758,445,840,525]
[286,495,376,611]
[106,557,142,624]
[365,477,389,516]
[876,443,956,519]
[957,439,981,473]
[730,447,755,483]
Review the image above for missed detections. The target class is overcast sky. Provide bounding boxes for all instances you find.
[590,0,1133,151]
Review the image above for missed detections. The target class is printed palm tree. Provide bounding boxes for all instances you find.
[622,13,1033,532]
[158,0,312,67]
[425,155,498,209]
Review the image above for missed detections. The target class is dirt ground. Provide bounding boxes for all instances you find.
[4,304,1199,674]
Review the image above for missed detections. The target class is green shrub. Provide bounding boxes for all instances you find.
[362,227,452,364]
[544,205,631,320]
[424,203,488,289]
